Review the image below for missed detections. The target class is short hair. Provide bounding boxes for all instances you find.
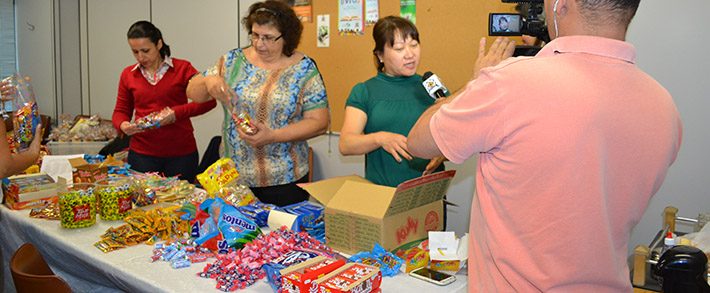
[577,0,640,26]
[372,16,420,72]
[242,0,303,57]
[499,17,509,24]
[127,21,171,58]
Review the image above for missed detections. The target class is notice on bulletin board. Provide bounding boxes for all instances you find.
[339,0,364,35]
[317,15,330,47]
[365,0,379,25]
[400,0,416,24]
[293,0,313,23]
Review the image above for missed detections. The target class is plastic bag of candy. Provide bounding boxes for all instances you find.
[349,243,403,277]
[132,107,175,130]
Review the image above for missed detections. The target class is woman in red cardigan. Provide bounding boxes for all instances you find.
[112,21,216,182]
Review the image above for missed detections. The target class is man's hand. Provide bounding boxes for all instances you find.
[423,156,446,176]
[376,132,412,163]
[473,37,516,79]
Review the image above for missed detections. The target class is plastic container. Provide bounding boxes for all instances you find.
[58,183,96,228]
[94,177,133,221]
[3,73,40,151]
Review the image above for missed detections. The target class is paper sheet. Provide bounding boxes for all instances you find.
[40,154,84,184]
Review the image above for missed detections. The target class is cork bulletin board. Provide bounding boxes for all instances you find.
[298,0,518,131]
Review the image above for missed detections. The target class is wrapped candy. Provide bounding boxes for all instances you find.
[133,107,174,130]
[58,183,97,229]
[94,206,190,253]
[3,73,40,151]
[95,177,134,221]
[234,112,257,135]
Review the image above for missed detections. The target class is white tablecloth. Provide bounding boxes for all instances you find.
[1,204,468,292]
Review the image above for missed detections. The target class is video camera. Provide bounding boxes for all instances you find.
[489,0,549,56]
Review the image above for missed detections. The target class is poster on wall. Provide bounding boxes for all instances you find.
[365,0,379,26]
[317,15,330,48]
[338,0,364,35]
[293,0,313,22]
[400,0,416,24]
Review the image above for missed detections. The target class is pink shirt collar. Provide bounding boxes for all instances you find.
[537,35,636,64]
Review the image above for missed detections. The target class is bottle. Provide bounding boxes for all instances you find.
[6,73,40,151]
[662,231,676,256]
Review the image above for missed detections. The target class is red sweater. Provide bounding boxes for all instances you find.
[112,58,216,157]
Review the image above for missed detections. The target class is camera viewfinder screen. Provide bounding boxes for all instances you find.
[489,13,522,36]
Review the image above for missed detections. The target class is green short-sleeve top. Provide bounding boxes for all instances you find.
[346,72,445,187]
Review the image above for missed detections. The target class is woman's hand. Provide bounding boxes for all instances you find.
[423,156,446,175]
[120,121,143,136]
[376,131,413,163]
[237,120,275,148]
[204,75,236,105]
[27,123,43,155]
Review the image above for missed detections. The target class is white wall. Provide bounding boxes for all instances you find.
[626,0,710,251]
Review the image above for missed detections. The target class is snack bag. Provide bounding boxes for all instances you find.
[3,73,40,151]
[196,158,240,196]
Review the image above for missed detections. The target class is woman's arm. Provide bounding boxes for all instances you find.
[0,123,41,178]
[339,106,412,162]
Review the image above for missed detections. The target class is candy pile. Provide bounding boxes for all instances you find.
[151,239,216,269]
[58,184,97,229]
[94,206,190,253]
[48,114,117,142]
[29,202,60,220]
[198,226,333,291]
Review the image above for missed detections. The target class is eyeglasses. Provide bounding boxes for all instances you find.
[250,33,282,44]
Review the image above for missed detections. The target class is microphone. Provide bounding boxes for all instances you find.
[422,71,448,99]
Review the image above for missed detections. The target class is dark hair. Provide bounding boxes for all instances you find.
[127,20,171,58]
[372,16,420,72]
[242,0,302,57]
[577,0,640,26]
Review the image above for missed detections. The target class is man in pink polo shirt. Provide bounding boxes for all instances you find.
[408,0,682,292]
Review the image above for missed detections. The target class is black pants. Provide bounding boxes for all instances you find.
[251,174,310,207]
[128,150,199,183]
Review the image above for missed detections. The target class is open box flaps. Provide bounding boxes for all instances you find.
[303,170,456,254]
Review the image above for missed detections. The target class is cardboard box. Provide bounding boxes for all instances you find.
[2,174,67,209]
[69,157,108,184]
[302,170,456,255]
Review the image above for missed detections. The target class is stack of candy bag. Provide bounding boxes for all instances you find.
[237,201,280,228]
[281,201,325,243]
[94,206,190,253]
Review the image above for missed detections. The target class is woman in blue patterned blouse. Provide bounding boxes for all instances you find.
[187,0,329,206]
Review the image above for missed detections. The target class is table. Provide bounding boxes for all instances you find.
[0,204,468,292]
